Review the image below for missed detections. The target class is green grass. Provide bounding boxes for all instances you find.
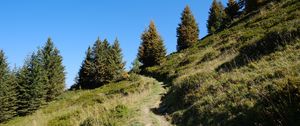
[145,0,300,125]
[0,75,162,126]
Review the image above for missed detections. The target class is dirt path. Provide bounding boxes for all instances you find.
[128,77,172,126]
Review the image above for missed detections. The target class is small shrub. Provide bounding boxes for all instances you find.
[48,111,80,126]
[200,51,218,63]
[80,117,95,126]
[112,105,129,118]
[128,73,141,82]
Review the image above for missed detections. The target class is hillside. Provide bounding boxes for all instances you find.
[0,75,170,126]
[145,0,300,125]
[1,0,299,126]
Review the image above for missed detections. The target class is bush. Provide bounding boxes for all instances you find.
[112,105,129,118]
[80,117,95,126]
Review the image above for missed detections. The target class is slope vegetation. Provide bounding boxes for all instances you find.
[145,0,300,125]
[0,75,170,126]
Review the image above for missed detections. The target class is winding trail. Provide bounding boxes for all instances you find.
[128,77,172,126]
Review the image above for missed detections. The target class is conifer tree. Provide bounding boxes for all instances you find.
[238,0,246,10]
[0,50,17,122]
[92,38,113,87]
[75,38,127,89]
[40,38,65,102]
[16,53,47,116]
[138,21,166,67]
[130,58,141,74]
[111,38,126,81]
[225,0,240,20]
[245,0,264,12]
[77,47,94,89]
[177,6,199,51]
[207,0,226,34]
[102,39,114,83]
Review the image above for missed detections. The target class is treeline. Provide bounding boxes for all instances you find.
[71,38,126,89]
[0,38,65,122]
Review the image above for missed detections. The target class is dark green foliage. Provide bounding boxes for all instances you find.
[177,6,199,51]
[80,117,95,126]
[75,38,126,89]
[16,53,47,116]
[225,0,240,20]
[112,105,129,118]
[138,21,166,67]
[93,39,112,86]
[41,38,65,102]
[14,38,65,117]
[76,47,94,89]
[111,39,126,81]
[245,0,265,12]
[0,50,17,122]
[130,58,142,74]
[207,0,227,34]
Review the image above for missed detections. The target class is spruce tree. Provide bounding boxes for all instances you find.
[40,38,65,102]
[16,53,47,116]
[111,38,126,81]
[75,38,127,89]
[138,21,166,67]
[77,47,94,89]
[177,6,199,51]
[245,0,263,12]
[92,38,109,87]
[0,50,17,122]
[207,0,226,34]
[225,0,240,20]
[102,39,114,83]
[130,58,141,74]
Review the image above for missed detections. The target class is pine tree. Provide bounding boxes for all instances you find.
[111,38,126,81]
[92,38,110,87]
[16,53,47,116]
[0,50,17,122]
[130,58,141,74]
[138,21,166,67]
[40,38,65,102]
[75,38,127,89]
[102,39,114,83]
[245,0,263,12]
[77,47,94,89]
[225,0,240,20]
[176,6,199,51]
[207,0,226,34]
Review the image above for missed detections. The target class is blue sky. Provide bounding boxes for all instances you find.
[0,0,227,88]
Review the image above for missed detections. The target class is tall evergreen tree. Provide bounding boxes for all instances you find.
[91,38,105,88]
[138,21,166,67]
[176,6,199,51]
[225,0,240,20]
[16,53,47,116]
[111,38,126,81]
[75,38,127,89]
[0,50,17,122]
[40,38,65,102]
[77,47,94,89]
[245,0,264,12]
[207,0,226,34]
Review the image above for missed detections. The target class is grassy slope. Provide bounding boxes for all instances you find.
[0,75,169,126]
[146,0,300,125]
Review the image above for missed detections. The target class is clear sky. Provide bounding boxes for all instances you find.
[0,0,227,88]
